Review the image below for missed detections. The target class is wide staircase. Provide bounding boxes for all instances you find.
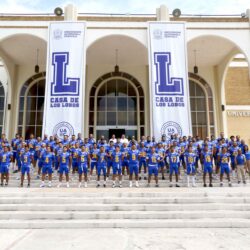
[0,169,250,228]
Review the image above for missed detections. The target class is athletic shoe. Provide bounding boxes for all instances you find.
[139,176,142,180]
[203,183,207,187]
[119,184,122,188]
[209,183,213,187]
[0,183,3,187]
[20,183,23,187]
[229,182,232,187]
[243,181,246,185]
[66,183,70,188]
[103,184,106,188]
[57,183,61,188]
[238,181,241,184]
[84,183,88,188]
[135,183,139,188]
[144,177,147,180]
[16,176,20,180]
[192,183,197,187]
[40,183,45,188]
[5,183,8,186]
[129,182,132,188]
[169,183,173,188]
[48,183,52,188]
[96,184,100,188]
[155,184,159,188]
[176,184,180,187]
[27,183,30,188]
[112,183,116,188]
[162,176,165,180]
[78,183,82,188]
[220,183,223,187]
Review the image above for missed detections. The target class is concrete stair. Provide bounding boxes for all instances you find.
[0,188,250,228]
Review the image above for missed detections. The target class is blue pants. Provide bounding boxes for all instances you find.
[97,164,107,176]
[59,165,69,174]
[112,164,122,175]
[129,164,139,175]
[170,165,179,175]
[78,164,88,174]
[187,164,196,175]
[0,164,10,174]
[42,165,53,174]
[148,165,158,176]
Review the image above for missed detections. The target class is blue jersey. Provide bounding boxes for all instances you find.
[128,150,140,165]
[156,148,165,159]
[147,153,160,166]
[59,152,70,166]
[112,151,123,166]
[168,152,180,167]
[219,153,230,166]
[71,148,80,162]
[0,152,12,165]
[90,148,99,162]
[121,147,130,161]
[42,152,55,166]
[229,146,239,160]
[236,154,246,165]
[106,146,115,161]
[78,151,89,165]
[97,152,107,165]
[21,152,32,166]
[185,152,196,166]
[202,151,213,166]
[245,151,250,161]
[139,147,147,160]
[11,138,20,152]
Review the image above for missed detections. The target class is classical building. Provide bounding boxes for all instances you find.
[0,4,250,143]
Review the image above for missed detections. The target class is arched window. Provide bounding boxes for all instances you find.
[18,72,45,138]
[0,81,5,134]
[189,73,215,138]
[89,72,145,140]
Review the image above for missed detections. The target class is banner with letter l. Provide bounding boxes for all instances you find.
[43,22,86,139]
[148,22,192,140]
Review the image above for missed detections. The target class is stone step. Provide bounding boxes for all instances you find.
[0,210,249,220]
[1,197,250,204]
[0,203,250,211]
[0,218,250,228]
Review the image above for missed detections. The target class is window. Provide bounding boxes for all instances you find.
[189,76,215,138]
[89,72,145,140]
[18,73,45,138]
[0,82,5,134]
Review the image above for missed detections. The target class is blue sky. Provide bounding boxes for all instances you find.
[0,0,249,14]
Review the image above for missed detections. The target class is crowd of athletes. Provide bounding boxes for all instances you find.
[0,132,249,188]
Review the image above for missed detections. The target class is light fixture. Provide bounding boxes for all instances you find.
[193,49,198,74]
[34,49,39,74]
[54,7,63,16]
[114,49,119,73]
[172,8,181,18]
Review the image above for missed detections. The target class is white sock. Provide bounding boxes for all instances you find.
[187,176,190,185]
[113,181,115,185]
[97,181,100,185]
[136,181,138,185]
[119,181,122,184]
[129,181,132,185]
[192,176,195,185]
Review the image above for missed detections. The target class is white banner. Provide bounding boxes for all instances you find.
[43,22,86,139]
[148,22,192,140]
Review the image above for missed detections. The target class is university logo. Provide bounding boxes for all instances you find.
[153,29,163,40]
[51,52,80,96]
[53,29,63,40]
[53,122,74,139]
[161,121,182,139]
[154,52,184,95]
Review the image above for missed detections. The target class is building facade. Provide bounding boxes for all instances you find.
[0,5,250,143]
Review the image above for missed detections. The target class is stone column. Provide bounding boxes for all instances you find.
[156,5,170,21]
[64,4,78,21]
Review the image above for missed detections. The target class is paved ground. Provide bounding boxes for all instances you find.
[1,228,250,250]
